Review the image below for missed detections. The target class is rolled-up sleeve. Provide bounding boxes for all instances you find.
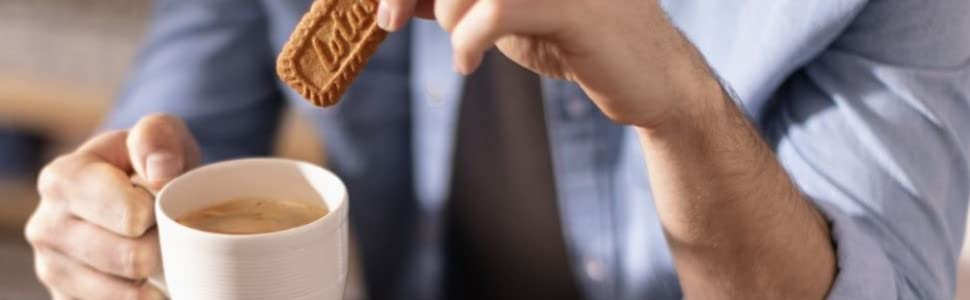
[762,1,970,297]
[105,0,283,161]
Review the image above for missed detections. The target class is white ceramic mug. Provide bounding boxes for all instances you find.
[154,158,349,300]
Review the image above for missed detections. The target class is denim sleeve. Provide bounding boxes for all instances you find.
[104,0,283,162]
[762,1,970,298]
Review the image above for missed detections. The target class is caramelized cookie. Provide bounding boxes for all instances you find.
[277,0,388,107]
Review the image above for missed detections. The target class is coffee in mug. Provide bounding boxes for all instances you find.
[177,197,328,235]
[155,158,349,300]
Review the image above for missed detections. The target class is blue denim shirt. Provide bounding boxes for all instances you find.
[108,0,970,299]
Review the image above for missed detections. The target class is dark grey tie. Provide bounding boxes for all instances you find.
[445,50,581,300]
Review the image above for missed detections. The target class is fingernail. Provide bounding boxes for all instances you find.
[376,1,393,31]
[145,151,181,183]
[453,56,472,76]
[452,55,465,75]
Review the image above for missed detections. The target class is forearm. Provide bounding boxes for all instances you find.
[636,74,835,298]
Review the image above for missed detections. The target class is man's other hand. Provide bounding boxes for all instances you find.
[377,0,721,131]
[25,114,200,300]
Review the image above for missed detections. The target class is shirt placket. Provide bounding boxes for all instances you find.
[542,79,621,300]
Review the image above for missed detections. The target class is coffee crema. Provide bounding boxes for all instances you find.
[176,197,328,235]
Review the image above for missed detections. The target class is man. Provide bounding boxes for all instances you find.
[24,0,970,299]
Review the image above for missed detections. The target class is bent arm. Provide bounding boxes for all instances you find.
[633,1,970,298]
[636,73,836,298]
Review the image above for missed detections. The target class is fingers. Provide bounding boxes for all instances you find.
[432,0,475,33]
[376,0,420,32]
[26,205,160,280]
[449,0,506,74]
[28,114,192,299]
[127,114,200,190]
[38,153,156,237]
[34,246,165,300]
[444,0,554,74]
[76,130,134,172]
[429,0,571,74]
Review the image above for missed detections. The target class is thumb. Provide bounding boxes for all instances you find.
[126,114,201,190]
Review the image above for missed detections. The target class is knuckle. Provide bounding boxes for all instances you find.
[24,208,60,247]
[118,239,140,277]
[36,156,70,199]
[121,239,157,278]
[23,215,46,245]
[120,201,153,237]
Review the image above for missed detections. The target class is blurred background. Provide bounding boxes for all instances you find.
[0,1,325,298]
[0,1,966,299]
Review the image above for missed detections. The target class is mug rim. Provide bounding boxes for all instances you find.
[155,158,348,241]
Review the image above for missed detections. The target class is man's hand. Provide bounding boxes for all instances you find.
[380,1,837,298]
[25,114,200,300]
[377,0,720,129]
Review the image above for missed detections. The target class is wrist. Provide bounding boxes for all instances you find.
[635,72,729,139]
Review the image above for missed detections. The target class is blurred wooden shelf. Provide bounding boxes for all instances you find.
[0,76,110,144]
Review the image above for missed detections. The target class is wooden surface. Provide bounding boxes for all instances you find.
[0,76,109,146]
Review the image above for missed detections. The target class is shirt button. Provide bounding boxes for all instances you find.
[584,259,606,282]
[424,83,444,107]
[565,96,590,119]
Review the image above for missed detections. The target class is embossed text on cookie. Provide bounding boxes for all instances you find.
[276,0,388,107]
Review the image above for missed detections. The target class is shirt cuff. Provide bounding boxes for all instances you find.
[814,200,898,299]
